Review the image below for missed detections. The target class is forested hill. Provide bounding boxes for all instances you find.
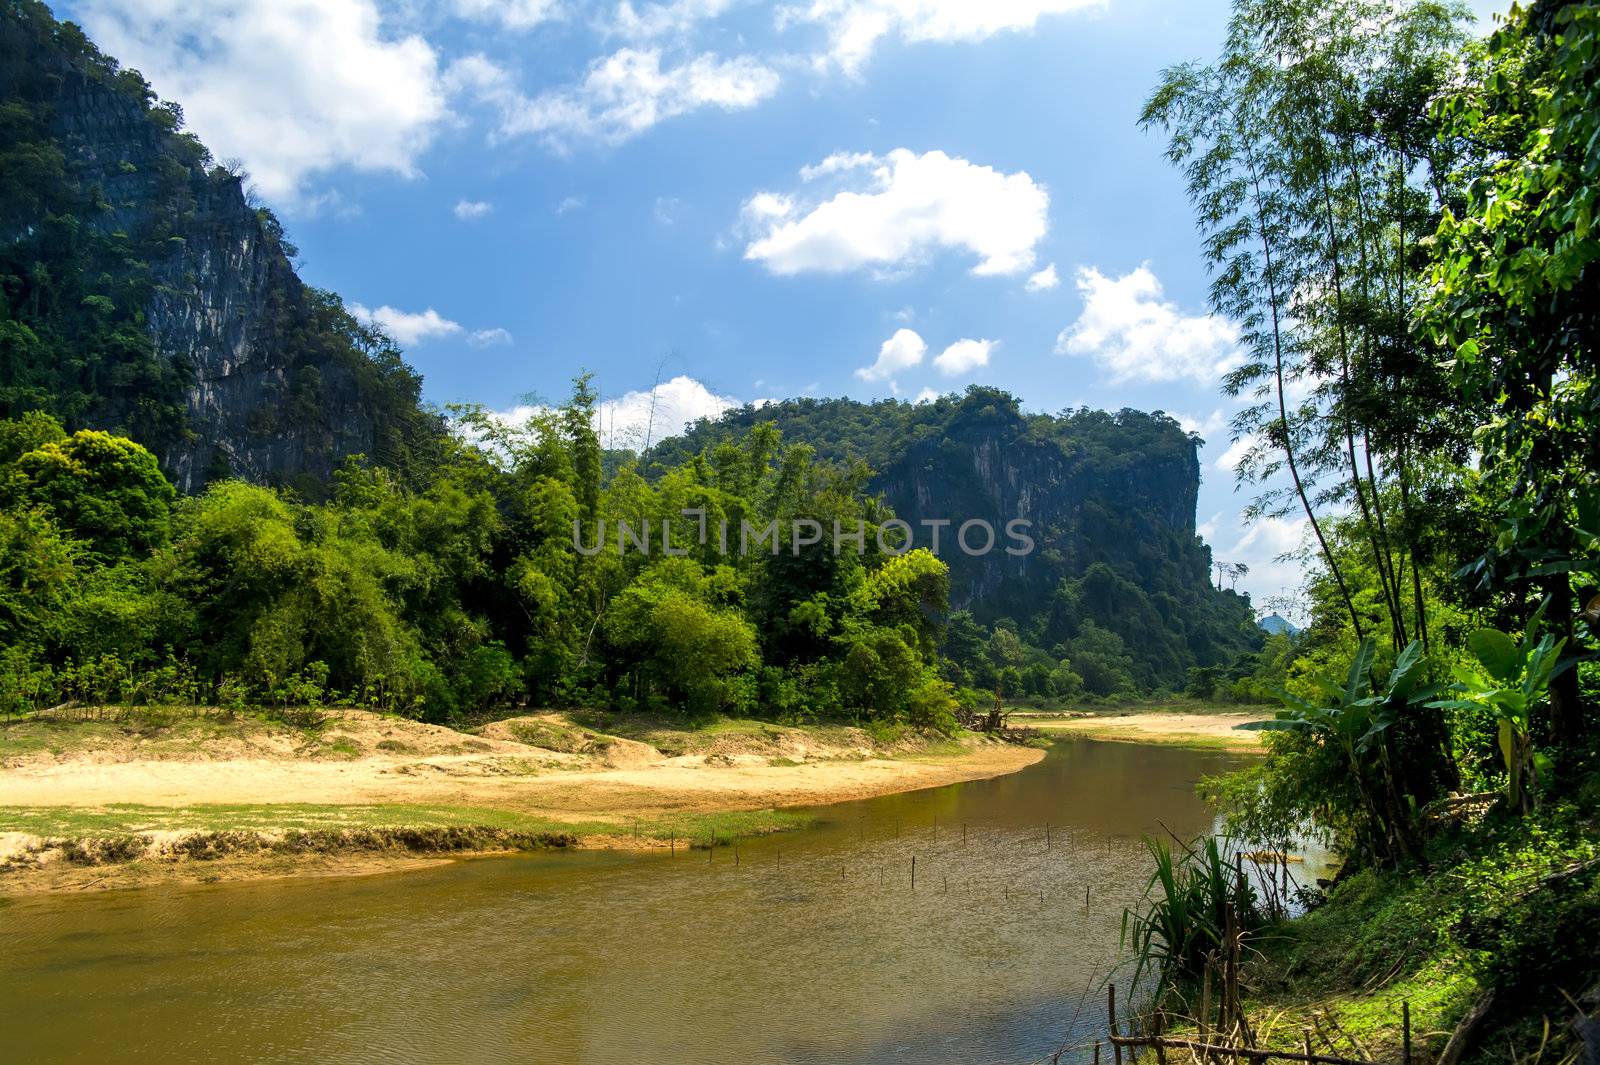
[648,389,1263,691]
[0,0,439,494]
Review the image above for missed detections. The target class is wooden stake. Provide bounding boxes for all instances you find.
[1401,1001,1411,1065]
[1109,984,1122,1065]
[911,854,916,889]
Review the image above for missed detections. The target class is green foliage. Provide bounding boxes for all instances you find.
[2,421,174,559]
[1431,609,1569,813]
[1123,835,1261,986]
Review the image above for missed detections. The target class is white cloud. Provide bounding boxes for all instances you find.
[787,0,1108,75]
[456,47,779,149]
[455,0,562,29]
[493,376,737,451]
[454,199,493,220]
[349,303,463,346]
[555,195,586,214]
[913,387,940,404]
[467,327,514,347]
[933,338,995,376]
[1227,515,1311,609]
[855,328,927,386]
[1214,433,1262,474]
[1196,511,1223,542]
[654,196,684,225]
[1025,262,1059,292]
[612,0,735,38]
[74,0,450,203]
[598,375,738,448]
[1175,407,1228,441]
[1056,264,1242,384]
[742,148,1048,278]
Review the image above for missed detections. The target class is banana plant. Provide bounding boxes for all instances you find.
[1429,608,1567,814]
[1235,638,1431,862]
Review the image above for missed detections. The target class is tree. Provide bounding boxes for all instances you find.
[3,425,175,560]
[1427,0,1600,746]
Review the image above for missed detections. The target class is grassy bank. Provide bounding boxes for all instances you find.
[0,801,817,894]
[1134,780,1600,1063]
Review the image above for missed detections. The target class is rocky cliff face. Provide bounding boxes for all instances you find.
[648,390,1256,682]
[0,2,430,493]
[872,401,1202,615]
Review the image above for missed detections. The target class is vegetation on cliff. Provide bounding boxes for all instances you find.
[652,390,1265,695]
[0,0,440,492]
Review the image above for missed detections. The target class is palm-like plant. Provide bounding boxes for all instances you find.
[1237,638,1431,862]
[1429,611,1567,814]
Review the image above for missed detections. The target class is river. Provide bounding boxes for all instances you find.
[0,739,1252,1063]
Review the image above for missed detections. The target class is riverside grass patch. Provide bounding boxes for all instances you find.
[0,803,816,852]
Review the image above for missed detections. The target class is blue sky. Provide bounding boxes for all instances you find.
[57,0,1506,616]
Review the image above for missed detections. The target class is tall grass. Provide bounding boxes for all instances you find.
[1122,835,1261,988]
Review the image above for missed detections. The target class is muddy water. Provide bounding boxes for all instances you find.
[0,740,1250,1064]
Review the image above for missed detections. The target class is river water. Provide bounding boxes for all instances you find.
[0,739,1250,1064]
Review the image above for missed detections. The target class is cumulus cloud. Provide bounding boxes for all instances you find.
[452,47,778,149]
[467,327,514,347]
[787,0,1108,75]
[498,376,738,450]
[454,0,562,29]
[1175,408,1230,445]
[742,149,1048,278]
[1026,263,1059,292]
[555,194,586,214]
[348,303,463,346]
[933,338,995,376]
[73,0,449,203]
[855,328,928,386]
[1056,264,1242,384]
[1214,433,1264,475]
[913,387,940,404]
[454,199,493,219]
[612,0,735,38]
[1227,515,1311,609]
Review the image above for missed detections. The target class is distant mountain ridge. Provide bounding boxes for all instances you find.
[0,0,438,493]
[648,390,1264,688]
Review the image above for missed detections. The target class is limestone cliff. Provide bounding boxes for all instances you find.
[0,0,436,493]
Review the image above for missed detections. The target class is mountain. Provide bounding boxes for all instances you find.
[648,390,1263,689]
[1258,613,1298,636]
[0,0,439,494]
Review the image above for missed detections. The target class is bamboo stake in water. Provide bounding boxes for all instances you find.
[911,854,916,889]
[1108,984,1121,1065]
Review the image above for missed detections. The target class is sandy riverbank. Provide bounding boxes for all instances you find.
[0,708,1043,894]
[1015,710,1266,751]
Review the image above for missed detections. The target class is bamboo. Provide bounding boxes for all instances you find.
[1401,1001,1411,1065]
